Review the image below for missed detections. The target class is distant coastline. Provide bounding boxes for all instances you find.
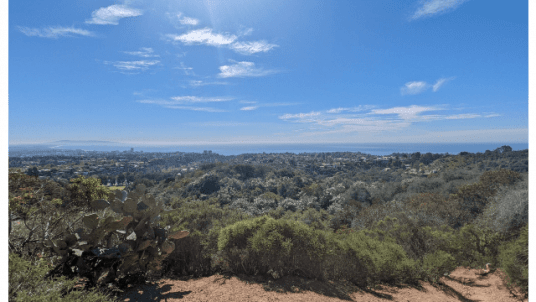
[9,142,528,157]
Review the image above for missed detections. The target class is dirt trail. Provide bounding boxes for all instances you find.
[119,267,527,302]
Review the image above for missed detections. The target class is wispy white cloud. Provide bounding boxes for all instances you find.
[401,77,454,94]
[433,77,454,91]
[432,79,446,92]
[162,106,227,112]
[86,4,142,25]
[306,120,411,134]
[138,97,231,112]
[401,81,429,95]
[239,102,299,112]
[167,26,277,55]
[18,26,95,38]
[230,41,278,55]
[371,105,439,120]
[327,105,375,113]
[412,0,468,20]
[180,16,199,26]
[169,96,233,103]
[274,104,521,142]
[444,113,481,119]
[238,28,254,36]
[104,60,160,72]
[168,28,237,46]
[175,62,193,75]
[124,47,159,58]
[218,61,278,78]
[175,12,199,26]
[279,111,321,121]
[240,106,258,111]
[189,80,229,87]
[278,105,485,135]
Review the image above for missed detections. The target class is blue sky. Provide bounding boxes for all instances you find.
[8,0,528,145]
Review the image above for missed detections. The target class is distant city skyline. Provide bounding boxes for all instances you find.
[9,0,528,145]
[8,141,529,158]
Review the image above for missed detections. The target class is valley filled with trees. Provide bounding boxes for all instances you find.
[8,146,528,301]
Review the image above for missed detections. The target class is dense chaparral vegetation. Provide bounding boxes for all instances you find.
[8,146,528,301]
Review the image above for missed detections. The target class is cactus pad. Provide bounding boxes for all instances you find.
[82,214,99,229]
[90,199,110,210]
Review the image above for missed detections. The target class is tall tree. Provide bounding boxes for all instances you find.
[26,167,39,177]
[68,176,110,208]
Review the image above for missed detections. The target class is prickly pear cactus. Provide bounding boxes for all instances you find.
[46,184,189,287]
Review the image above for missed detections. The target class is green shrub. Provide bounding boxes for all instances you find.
[475,178,528,238]
[217,216,333,279]
[279,208,332,231]
[451,224,504,267]
[421,250,457,282]
[450,169,521,226]
[259,192,283,202]
[160,199,249,277]
[497,225,528,296]
[331,230,418,286]
[9,253,115,302]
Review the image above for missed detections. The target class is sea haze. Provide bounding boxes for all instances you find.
[10,143,528,156]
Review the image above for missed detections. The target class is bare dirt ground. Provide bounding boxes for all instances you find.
[118,267,527,302]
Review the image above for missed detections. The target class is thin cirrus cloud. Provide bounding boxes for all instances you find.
[433,77,454,91]
[86,4,142,25]
[230,41,278,55]
[137,97,232,105]
[18,26,95,38]
[169,96,233,103]
[240,102,299,111]
[327,105,376,113]
[401,81,429,95]
[161,106,227,112]
[411,0,468,20]
[189,80,229,87]
[238,28,254,36]
[401,77,454,95]
[278,105,485,135]
[445,113,481,119]
[168,28,237,46]
[137,96,233,112]
[180,17,199,26]
[218,61,278,78]
[371,105,439,120]
[279,111,321,121]
[240,106,259,111]
[123,47,159,58]
[176,12,200,26]
[168,27,278,55]
[176,62,194,76]
[371,106,486,121]
[103,60,160,72]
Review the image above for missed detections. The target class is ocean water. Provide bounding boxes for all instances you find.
[52,143,528,156]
